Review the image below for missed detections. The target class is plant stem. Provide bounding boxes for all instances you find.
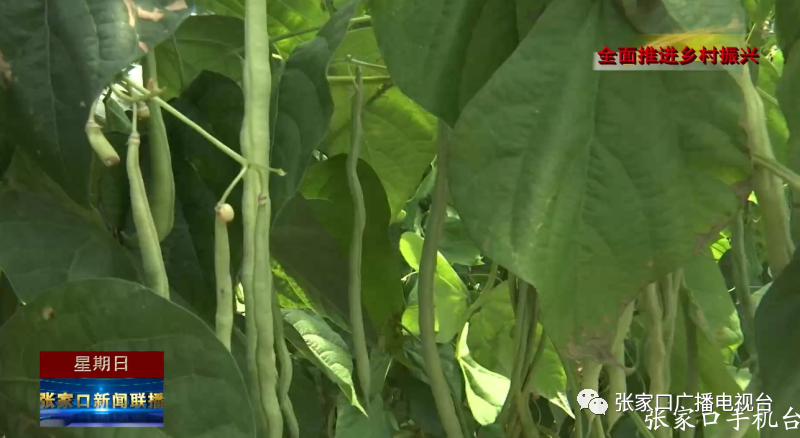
[328,75,392,84]
[681,285,698,438]
[122,78,249,168]
[346,55,388,71]
[752,151,800,192]
[521,328,548,397]
[732,208,758,375]
[500,281,530,432]
[605,301,635,430]
[418,120,463,438]
[270,16,372,43]
[110,83,164,102]
[642,283,668,438]
[734,68,794,275]
[660,271,679,390]
[346,66,371,407]
[220,165,249,205]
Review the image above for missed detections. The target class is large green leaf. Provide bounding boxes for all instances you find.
[399,232,469,343]
[324,28,438,217]
[683,252,743,350]
[458,323,510,426]
[660,0,746,33]
[271,195,352,330]
[299,156,404,333]
[440,208,484,266]
[755,250,800,438]
[448,0,750,358]
[271,0,359,216]
[0,278,255,437]
[0,0,192,206]
[196,0,331,55]
[371,0,519,125]
[282,309,366,414]
[0,184,141,304]
[154,15,245,101]
[776,0,800,56]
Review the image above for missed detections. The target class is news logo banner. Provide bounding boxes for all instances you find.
[39,351,164,427]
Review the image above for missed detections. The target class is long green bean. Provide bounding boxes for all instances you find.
[418,120,464,438]
[242,0,284,435]
[142,52,175,241]
[346,66,371,407]
[214,203,234,351]
[126,99,169,299]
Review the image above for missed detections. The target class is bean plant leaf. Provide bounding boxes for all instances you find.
[399,232,469,343]
[776,0,800,56]
[270,0,359,216]
[755,249,800,438]
[282,308,366,414]
[371,0,520,125]
[0,0,192,207]
[0,184,141,304]
[272,195,352,331]
[324,28,438,217]
[440,208,484,266]
[299,156,405,333]
[458,323,510,426]
[683,252,743,350]
[154,15,245,101]
[448,0,750,359]
[195,0,331,55]
[0,278,256,437]
[660,0,747,34]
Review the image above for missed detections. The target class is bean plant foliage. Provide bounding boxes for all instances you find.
[1,0,800,438]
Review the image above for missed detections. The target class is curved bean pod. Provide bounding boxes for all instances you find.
[142,52,175,242]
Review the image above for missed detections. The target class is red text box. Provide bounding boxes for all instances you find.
[39,351,163,378]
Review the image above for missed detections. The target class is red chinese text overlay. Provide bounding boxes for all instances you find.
[39,351,164,378]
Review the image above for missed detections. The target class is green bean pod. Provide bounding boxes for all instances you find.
[127,131,170,299]
[272,290,300,438]
[215,203,235,351]
[418,121,464,438]
[86,118,120,167]
[346,66,371,407]
[142,52,175,242]
[242,0,284,434]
